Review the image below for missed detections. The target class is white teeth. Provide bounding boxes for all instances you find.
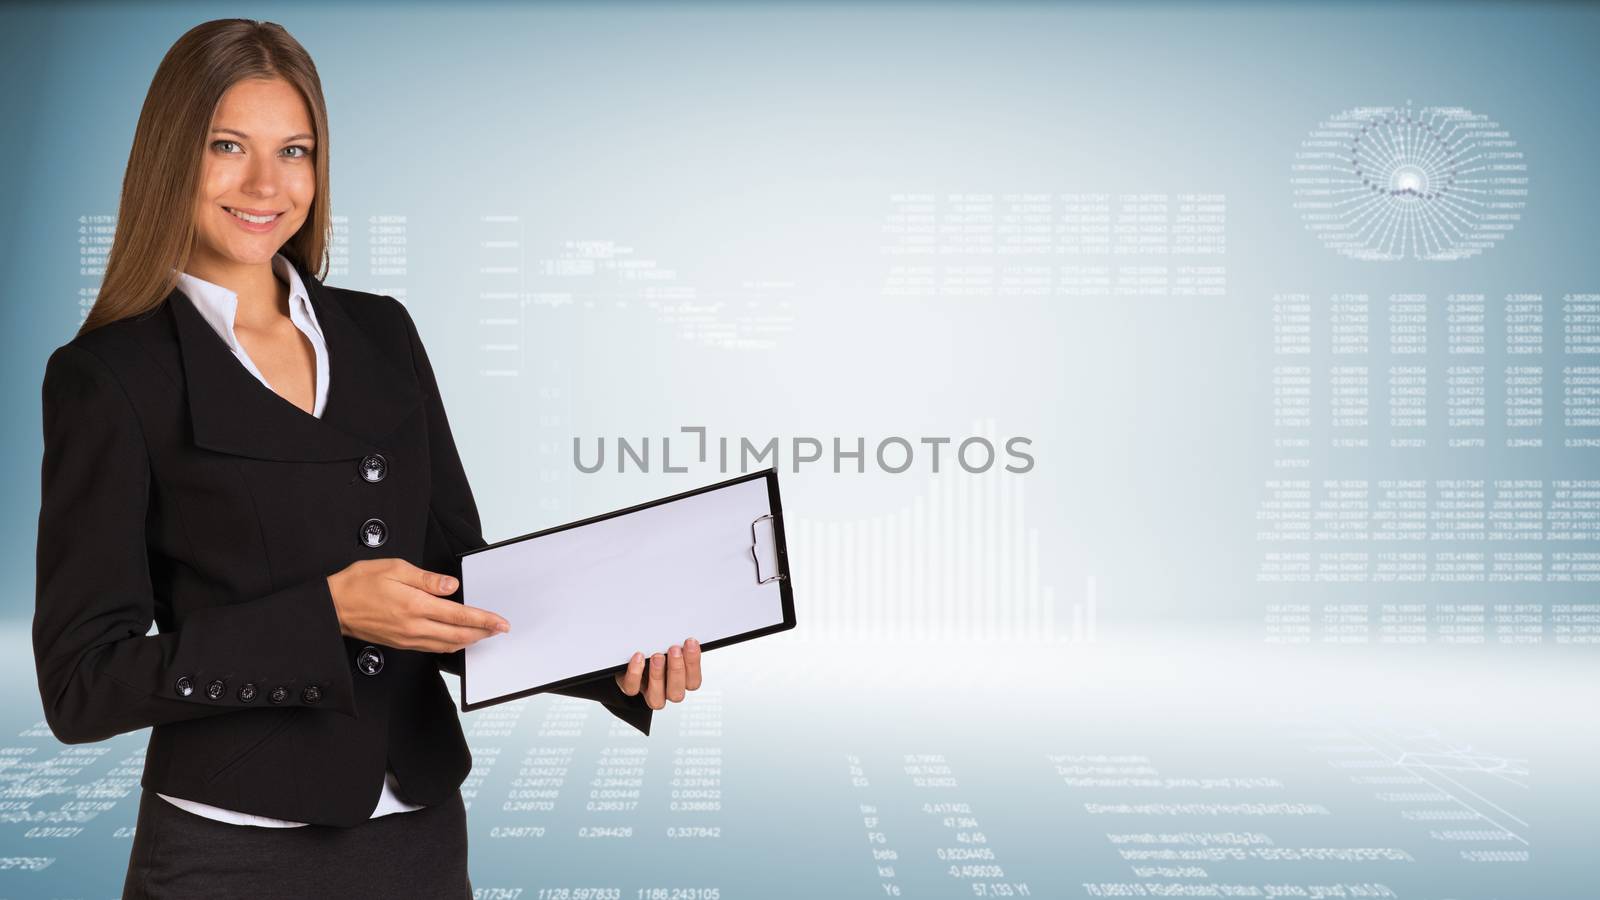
[226,207,278,224]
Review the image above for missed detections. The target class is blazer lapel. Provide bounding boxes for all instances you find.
[168,257,421,462]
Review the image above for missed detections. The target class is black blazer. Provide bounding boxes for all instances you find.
[32,255,651,827]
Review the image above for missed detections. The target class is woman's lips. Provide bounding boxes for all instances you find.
[223,205,282,232]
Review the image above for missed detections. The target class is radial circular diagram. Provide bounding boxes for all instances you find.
[1290,104,1527,261]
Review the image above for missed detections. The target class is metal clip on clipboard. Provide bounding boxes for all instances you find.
[750,513,786,584]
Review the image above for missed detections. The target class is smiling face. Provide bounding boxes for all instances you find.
[189,76,316,276]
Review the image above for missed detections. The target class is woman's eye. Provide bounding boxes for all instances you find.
[208,140,311,158]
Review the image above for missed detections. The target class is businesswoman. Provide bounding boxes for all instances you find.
[32,19,702,898]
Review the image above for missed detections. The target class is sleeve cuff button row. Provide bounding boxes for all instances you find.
[173,674,313,705]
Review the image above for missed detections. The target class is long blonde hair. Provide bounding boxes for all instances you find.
[81,18,332,336]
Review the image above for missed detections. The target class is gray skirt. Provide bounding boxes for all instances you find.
[121,788,471,899]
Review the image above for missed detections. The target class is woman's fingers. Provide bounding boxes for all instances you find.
[401,592,506,651]
[411,616,501,653]
[647,652,667,708]
[616,652,647,696]
[416,592,509,634]
[666,644,687,702]
[684,638,701,691]
[615,639,702,708]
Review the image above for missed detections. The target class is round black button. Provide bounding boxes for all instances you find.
[205,679,225,700]
[302,684,323,704]
[360,453,388,483]
[238,683,257,703]
[356,645,384,676]
[269,686,289,704]
[359,517,388,548]
[174,675,194,697]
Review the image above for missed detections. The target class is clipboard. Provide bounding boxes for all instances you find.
[456,467,796,712]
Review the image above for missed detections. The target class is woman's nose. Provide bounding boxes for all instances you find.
[239,154,282,197]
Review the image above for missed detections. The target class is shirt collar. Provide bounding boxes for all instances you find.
[161,253,427,463]
[173,253,325,350]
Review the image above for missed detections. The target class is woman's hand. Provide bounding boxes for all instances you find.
[326,558,509,653]
[614,638,701,709]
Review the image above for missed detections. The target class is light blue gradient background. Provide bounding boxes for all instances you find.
[0,2,1596,898]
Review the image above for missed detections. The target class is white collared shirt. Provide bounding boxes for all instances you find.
[161,252,426,827]
[174,252,329,417]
